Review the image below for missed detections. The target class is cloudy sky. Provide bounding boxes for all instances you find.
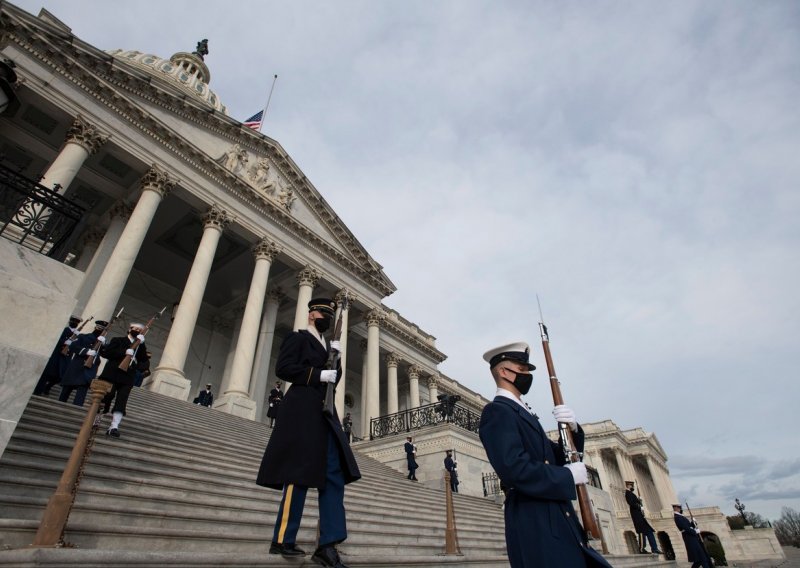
[15,1,799,521]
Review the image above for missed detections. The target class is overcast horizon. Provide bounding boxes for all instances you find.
[11,0,799,522]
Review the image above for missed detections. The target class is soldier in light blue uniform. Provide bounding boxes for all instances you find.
[479,341,612,568]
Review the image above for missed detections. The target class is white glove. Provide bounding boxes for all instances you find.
[320,370,337,383]
[136,334,146,343]
[125,349,135,356]
[330,340,341,353]
[64,340,73,346]
[87,349,97,357]
[553,405,578,432]
[695,528,701,534]
[565,462,588,485]
[97,335,106,344]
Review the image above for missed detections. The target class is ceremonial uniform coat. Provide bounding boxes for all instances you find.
[625,489,655,534]
[60,332,101,387]
[405,442,418,473]
[674,511,709,565]
[98,335,143,386]
[266,387,282,419]
[36,326,73,389]
[479,396,611,568]
[195,389,213,407]
[256,330,361,490]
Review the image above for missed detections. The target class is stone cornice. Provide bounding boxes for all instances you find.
[379,314,447,364]
[0,6,396,298]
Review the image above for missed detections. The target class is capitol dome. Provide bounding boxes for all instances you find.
[106,45,227,115]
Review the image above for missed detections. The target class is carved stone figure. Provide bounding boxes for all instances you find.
[276,187,296,210]
[247,157,275,194]
[218,144,248,175]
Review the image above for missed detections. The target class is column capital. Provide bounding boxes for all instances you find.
[266,287,285,304]
[66,114,108,155]
[385,352,400,368]
[81,227,104,248]
[408,365,421,379]
[365,308,385,327]
[203,204,231,231]
[427,373,439,389]
[335,288,356,307]
[141,165,176,199]
[296,265,319,287]
[107,200,133,221]
[253,238,280,262]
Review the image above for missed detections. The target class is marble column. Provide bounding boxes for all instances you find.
[360,339,369,437]
[648,455,676,514]
[333,289,352,418]
[149,205,230,400]
[73,228,104,271]
[80,167,173,322]
[40,115,107,193]
[221,305,246,385]
[408,365,421,408]
[292,266,319,331]
[216,238,280,419]
[365,309,383,431]
[251,288,284,421]
[73,202,132,314]
[386,352,400,415]
[427,373,439,404]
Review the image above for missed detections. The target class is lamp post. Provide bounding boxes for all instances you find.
[734,498,748,525]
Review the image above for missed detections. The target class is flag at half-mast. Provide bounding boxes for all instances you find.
[243,110,263,130]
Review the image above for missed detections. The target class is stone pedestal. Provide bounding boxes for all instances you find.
[213,392,257,420]
[142,367,191,401]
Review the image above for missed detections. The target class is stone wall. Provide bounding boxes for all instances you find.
[0,240,83,456]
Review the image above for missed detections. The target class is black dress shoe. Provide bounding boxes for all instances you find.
[269,542,305,557]
[106,428,120,438]
[312,545,349,568]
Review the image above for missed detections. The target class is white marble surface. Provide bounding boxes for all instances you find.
[0,240,82,457]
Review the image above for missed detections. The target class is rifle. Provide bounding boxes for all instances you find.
[61,316,94,355]
[685,501,698,528]
[84,308,123,368]
[118,307,166,371]
[323,293,349,417]
[537,297,601,539]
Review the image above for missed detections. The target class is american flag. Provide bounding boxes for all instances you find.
[243,110,263,130]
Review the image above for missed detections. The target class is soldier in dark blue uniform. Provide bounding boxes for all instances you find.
[98,322,148,438]
[479,341,612,568]
[58,320,108,406]
[404,436,418,480]
[625,480,662,554]
[33,315,80,396]
[444,450,459,492]
[673,504,712,568]
[256,298,360,568]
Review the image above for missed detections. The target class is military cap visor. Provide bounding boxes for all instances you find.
[483,342,536,370]
[308,297,336,316]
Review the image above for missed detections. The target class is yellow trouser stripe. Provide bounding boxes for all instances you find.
[277,484,294,543]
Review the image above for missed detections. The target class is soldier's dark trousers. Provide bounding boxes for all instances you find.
[272,429,347,547]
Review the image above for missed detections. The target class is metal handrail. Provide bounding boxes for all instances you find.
[369,401,482,440]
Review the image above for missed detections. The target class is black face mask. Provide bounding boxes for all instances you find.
[507,369,533,395]
[314,317,331,333]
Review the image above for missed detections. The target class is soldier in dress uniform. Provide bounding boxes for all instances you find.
[625,480,662,554]
[673,504,712,568]
[404,436,418,481]
[478,341,612,568]
[444,450,459,493]
[97,322,148,438]
[58,320,108,406]
[256,298,360,568]
[266,380,283,427]
[33,315,81,396]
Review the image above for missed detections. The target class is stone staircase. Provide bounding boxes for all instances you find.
[0,387,674,567]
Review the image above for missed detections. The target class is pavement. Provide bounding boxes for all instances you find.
[728,546,800,568]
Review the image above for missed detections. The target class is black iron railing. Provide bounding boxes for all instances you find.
[369,401,482,440]
[0,163,86,259]
[482,472,503,497]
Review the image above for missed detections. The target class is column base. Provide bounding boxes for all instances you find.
[214,392,257,420]
[146,367,192,401]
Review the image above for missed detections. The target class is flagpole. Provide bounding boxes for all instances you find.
[258,74,278,133]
